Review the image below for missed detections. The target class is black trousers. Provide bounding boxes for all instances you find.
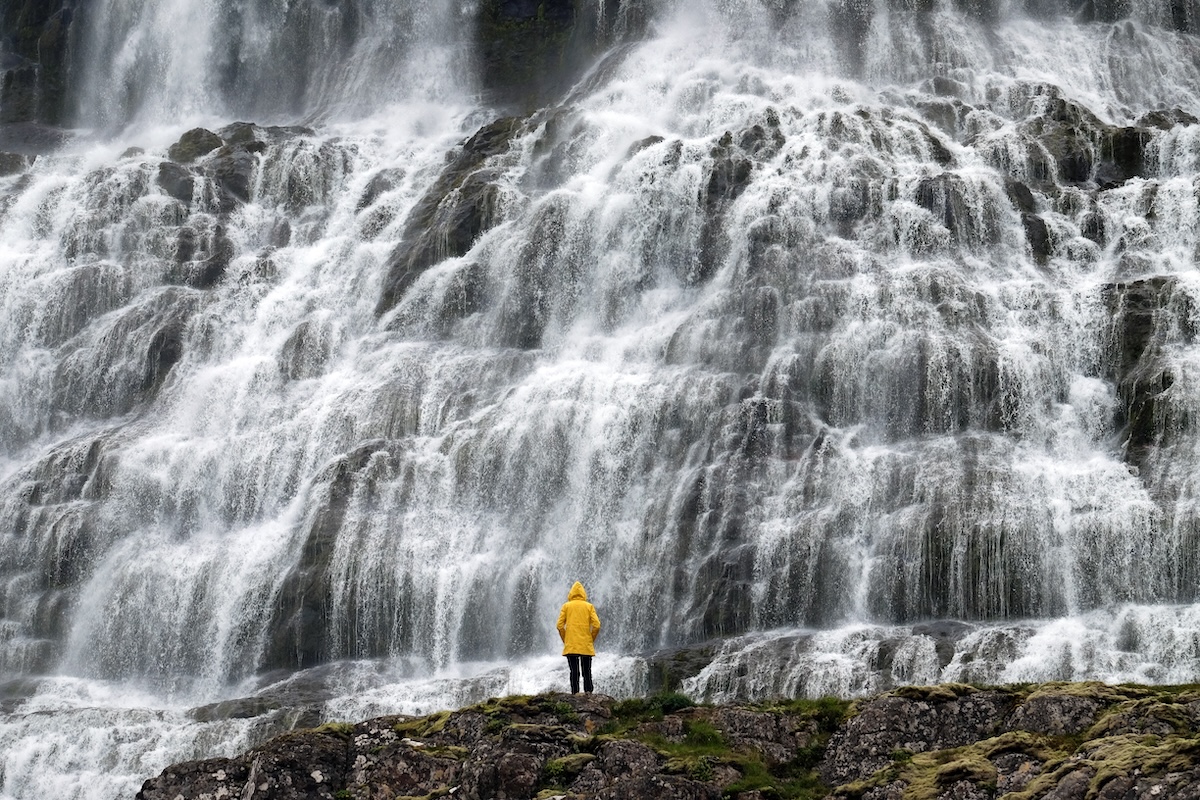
[566,654,593,694]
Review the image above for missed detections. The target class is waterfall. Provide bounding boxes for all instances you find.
[5,0,1200,796]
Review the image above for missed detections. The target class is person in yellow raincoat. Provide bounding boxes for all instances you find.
[556,581,601,694]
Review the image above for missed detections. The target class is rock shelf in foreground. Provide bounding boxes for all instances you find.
[137,682,1200,800]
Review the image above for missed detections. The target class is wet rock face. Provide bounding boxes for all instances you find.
[376,116,524,317]
[1104,276,1197,469]
[475,0,637,109]
[0,0,76,125]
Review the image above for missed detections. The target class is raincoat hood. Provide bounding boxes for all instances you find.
[557,581,600,656]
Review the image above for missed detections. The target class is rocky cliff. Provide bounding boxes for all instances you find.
[137,683,1200,800]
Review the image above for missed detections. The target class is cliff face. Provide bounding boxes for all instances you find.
[138,683,1200,800]
[0,0,78,126]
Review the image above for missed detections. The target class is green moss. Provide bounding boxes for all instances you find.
[544,752,594,778]
[761,696,852,733]
[723,752,832,799]
[484,714,510,734]
[891,683,979,701]
[1087,697,1196,738]
[314,721,355,739]
[603,692,700,735]
[424,744,469,760]
[834,731,1073,800]
[394,710,451,738]
[532,696,579,723]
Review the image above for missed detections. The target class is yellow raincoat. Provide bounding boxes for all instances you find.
[556,581,601,656]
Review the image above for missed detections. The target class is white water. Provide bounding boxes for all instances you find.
[5,0,1200,796]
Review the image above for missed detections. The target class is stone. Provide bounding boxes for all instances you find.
[820,686,1017,785]
[377,117,523,315]
[168,128,224,163]
[1007,691,1104,736]
[1044,767,1094,800]
[1103,276,1196,468]
[1023,212,1052,264]
[138,687,1200,800]
[157,162,195,204]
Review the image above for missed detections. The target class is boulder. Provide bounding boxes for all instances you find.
[820,686,1018,785]
[167,128,224,163]
[156,162,195,204]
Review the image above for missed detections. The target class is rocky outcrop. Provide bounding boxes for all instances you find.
[1104,276,1197,470]
[140,683,1200,800]
[376,116,524,316]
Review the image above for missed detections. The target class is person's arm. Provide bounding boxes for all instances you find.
[589,605,601,642]
[557,605,567,642]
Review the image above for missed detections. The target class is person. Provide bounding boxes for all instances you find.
[556,581,601,694]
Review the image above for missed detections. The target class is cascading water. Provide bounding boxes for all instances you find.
[4,0,1200,796]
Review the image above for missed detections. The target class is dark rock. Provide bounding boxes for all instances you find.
[188,696,283,723]
[377,117,523,315]
[1044,767,1094,800]
[643,643,719,694]
[357,168,403,211]
[207,144,259,209]
[1103,276,1196,467]
[626,134,665,158]
[157,162,195,204]
[142,323,185,394]
[0,121,69,154]
[1080,211,1106,245]
[829,0,875,75]
[1137,108,1200,130]
[168,128,224,163]
[1096,126,1151,188]
[279,319,334,381]
[695,123,783,283]
[1005,178,1038,214]
[1023,212,1052,264]
[172,225,233,289]
[475,0,633,108]
[992,751,1043,793]
[138,687,1200,800]
[138,727,352,800]
[0,150,27,175]
[915,173,1000,246]
[263,441,404,669]
[0,1,76,125]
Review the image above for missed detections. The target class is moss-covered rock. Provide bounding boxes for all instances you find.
[140,685,1200,800]
[167,128,224,163]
